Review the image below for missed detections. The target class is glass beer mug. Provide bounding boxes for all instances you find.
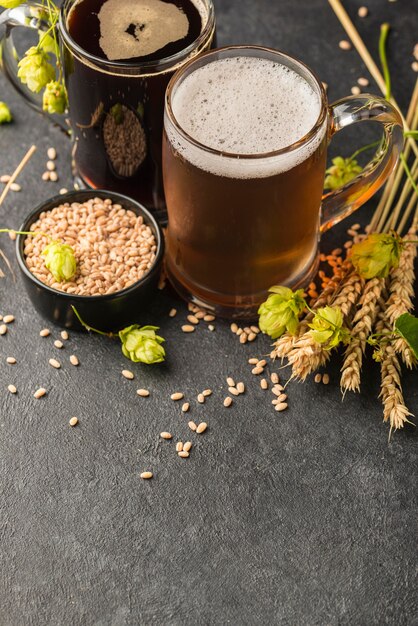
[163,46,404,317]
[0,0,216,219]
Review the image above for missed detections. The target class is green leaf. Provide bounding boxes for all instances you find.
[395,313,418,359]
[38,31,59,57]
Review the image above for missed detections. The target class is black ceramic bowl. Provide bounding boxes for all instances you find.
[16,190,165,331]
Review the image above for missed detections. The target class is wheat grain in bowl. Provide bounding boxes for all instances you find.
[24,197,157,296]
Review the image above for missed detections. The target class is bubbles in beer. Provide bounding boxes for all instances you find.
[98,0,189,61]
[169,56,326,178]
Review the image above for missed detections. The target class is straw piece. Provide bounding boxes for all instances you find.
[397,196,418,235]
[327,0,417,158]
[384,160,418,232]
[0,145,37,207]
[371,82,418,232]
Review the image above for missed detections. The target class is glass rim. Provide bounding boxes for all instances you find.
[59,0,216,74]
[165,45,328,160]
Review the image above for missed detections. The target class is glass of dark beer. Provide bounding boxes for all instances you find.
[163,46,404,317]
[0,0,215,219]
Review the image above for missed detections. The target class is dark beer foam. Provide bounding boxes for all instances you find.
[169,56,326,178]
[98,0,192,61]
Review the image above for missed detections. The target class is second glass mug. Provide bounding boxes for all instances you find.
[0,0,216,220]
[163,45,404,318]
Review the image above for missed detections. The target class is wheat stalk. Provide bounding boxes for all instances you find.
[340,277,386,392]
[378,328,414,437]
[384,233,417,368]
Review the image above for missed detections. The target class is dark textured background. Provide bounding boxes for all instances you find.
[0,1,417,624]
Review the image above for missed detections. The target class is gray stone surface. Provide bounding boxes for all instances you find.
[0,1,417,625]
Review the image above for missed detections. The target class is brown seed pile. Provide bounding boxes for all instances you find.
[24,198,157,296]
[315,224,361,297]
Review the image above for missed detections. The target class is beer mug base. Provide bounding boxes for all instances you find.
[166,254,320,320]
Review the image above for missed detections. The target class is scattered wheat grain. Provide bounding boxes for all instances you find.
[122,369,134,380]
[339,40,352,50]
[236,382,245,394]
[47,147,57,160]
[275,402,288,412]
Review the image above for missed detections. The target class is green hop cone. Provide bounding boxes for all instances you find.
[110,103,124,124]
[308,305,350,350]
[43,81,68,115]
[0,102,13,124]
[119,325,166,364]
[0,0,24,8]
[351,233,402,279]
[258,286,306,339]
[42,241,77,282]
[324,156,362,191]
[17,46,55,93]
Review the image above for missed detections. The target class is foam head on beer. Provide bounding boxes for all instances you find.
[68,0,206,63]
[99,0,188,61]
[169,56,326,178]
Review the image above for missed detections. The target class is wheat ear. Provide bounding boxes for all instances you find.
[340,278,386,392]
[385,234,417,368]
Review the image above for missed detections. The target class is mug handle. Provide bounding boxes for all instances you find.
[0,3,68,132]
[321,94,404,232]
